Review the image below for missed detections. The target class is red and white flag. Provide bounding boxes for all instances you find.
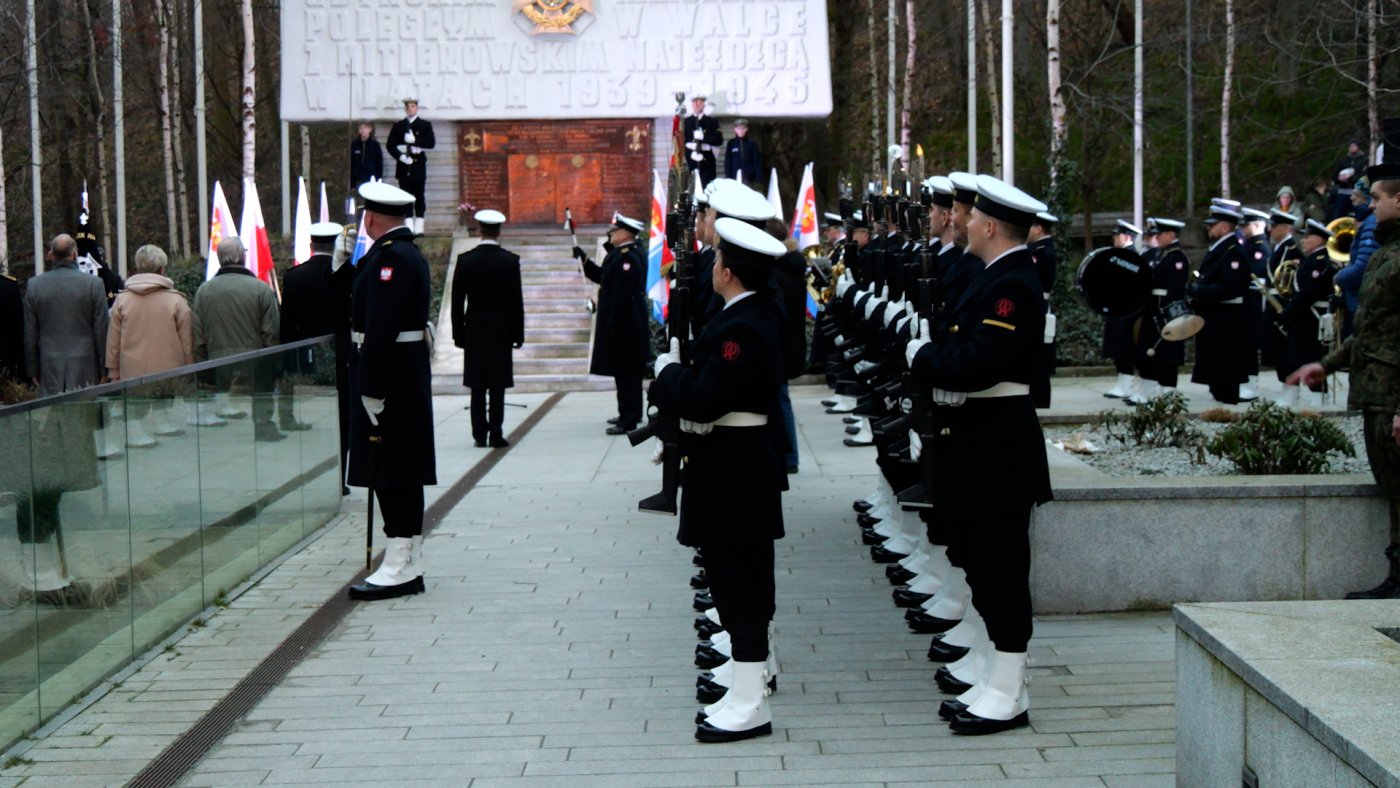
[318,181,330,223]
[646,169,671,321]
[766,168,784,223]
[790,162,819,251]
[205,181,240,281]
[240,177,275,285]
[293,177,313,265]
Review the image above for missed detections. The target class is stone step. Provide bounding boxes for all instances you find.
[515,342,590,359]
[523,284,597,300]
[430,373,612,394]
[524,327,591,343]
[522,271,589,285]
[513,357,593,376]
[524,312,592,328]
[523,298,599,313]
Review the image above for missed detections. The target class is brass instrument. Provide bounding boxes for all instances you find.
[1326,216,1357,265]
[1271,256,1299,297]
[1251,274,1285,314]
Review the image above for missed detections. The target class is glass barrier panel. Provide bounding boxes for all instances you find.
[254,348,310,563]
[297,339,345,538]
[195,355,263,611]
[0,407,40,748]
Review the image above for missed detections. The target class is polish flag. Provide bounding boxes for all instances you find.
[790,162,820,251]
[646,169,672,321]
[240,177,275,285]
[292,177,313,265]
[318,181,330,222]
[351,212,371,267]
[205,181,240,281]
[766,168,784,223]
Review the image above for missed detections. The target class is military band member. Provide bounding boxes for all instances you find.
[1240,207,1273,401]
[1027,211,1059,408]
[1276,220,1337,407]
[577,215,650,434]
[723,119,762,186]
[1267,210,1304,405]
[385,98,435,235]
[344,182,438,601]
[451,210,524,448]
[1103,219,1142,399]
[1290,163,1400,599]
[904,174,1052,735]
[1191,202,1252,404]
[1132,218,1190,401]
[650,217,789,743]
[683,95,723,187]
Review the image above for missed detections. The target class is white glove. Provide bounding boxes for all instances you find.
[361,396,385,426]
[877,285,890,305]
[691,152,703,162]
[685,142,698,151]
[905,318,931,368]
[835,273,852,297]
[404,130,415,145]
[863,293,879,319]
[693,129,704,141]
[905,301,917,321]
[882,299,901,327]
[1044,312,1057,344]
[654,337,680,377]
[680,419,714,435]
[332,229,354,271]
[650,438,665,465]
[410,146,423,155]
[933,388,968,406]
[909,429,923,462]
[399,154,414,166]
[895,313,913,334]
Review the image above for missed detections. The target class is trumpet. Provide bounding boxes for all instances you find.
[1326,217,1357,265]
[1251,274,1284,313]
[1271,257,1299,298]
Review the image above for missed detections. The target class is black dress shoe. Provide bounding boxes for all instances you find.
[254,425,287,442]
[696,619,724,639]
[1345,577,1400,599]
[693,591,713,611]
[698,673,776,693]
[474,440,486,448]
[844,424,860,435]
[605,423,637,436]
[938,699,968,720]
[694,614,717,631]
[843,437,874,447]
[279,420,313,432]
[690,571,708,589]
[694,644,728,669]
[950,710,1030,735]
[348,575,425,601]
[695,720,772,743]
[857,513,882,527]
[692,553,705,567]
[860,528,886,546]
[607,416,621,425]
[697,681,726,704]
[906,611,958,634]
[488,435,510,448]
[893,588,934,608]
[786,465,798,474]
[935,667,973,694]
[886,565,917,584]
[927,639,971,663]
[870,545,908,564]
[853,500,874,513]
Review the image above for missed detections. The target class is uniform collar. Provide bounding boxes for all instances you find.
[984,244,1028,268]
[477,239,499,246]
[723,290,756,311]
[1209,234,1233,252]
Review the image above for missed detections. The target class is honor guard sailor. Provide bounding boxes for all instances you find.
[904,175,1052,735]
[650,216,789,743]
[386,98,435,235]
[1191,202,1253,404]
[683,95,723,187]
[343,182,438,601]
[451,209,524,448]
[1276,219,1338,407]
[1027,211,1060,408]
[1267,209,1304,405]
[1103,219,1143,399]
[1131,218,1191,402]
[576,215,650,433]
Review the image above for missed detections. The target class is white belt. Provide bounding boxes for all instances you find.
[1220,297,1244,305]
[351,330,425,346]
[1042,292,1052,300]
[1151,288,1168,296]
[966,381,1030,399]
[713,411,768,427]
[1312,301,1329,309]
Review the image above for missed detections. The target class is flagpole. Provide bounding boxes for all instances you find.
[113,0,128,278]
[966,0,976,174]
[281,121,291,236]
[27,0,42,273]
[1001,0,1014,185]
[194,0,209,252]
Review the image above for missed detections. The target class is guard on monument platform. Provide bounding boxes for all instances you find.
[683,95,722,187]
[386,98,435,236]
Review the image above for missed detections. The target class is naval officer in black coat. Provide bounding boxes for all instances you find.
[683,95,723,187]
[1132,218,1192,400]
[576,215,650,433]
[451,209,524,448]
[1191,202,1253,404]
[341,181,438,601]
[650,217,790,744]
[385,98,435,235]
[905,174,1052,737]
[1027,211,1060,408]
[280,222,351,475]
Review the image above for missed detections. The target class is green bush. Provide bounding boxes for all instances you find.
[1207,400,1355,474]
[1100,390,1206,461]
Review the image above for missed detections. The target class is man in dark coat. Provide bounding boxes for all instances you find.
[1191,203,1252,404]
[281,222,350,479]
[577,215,650,433]
[451,209,524,448]
[683,95,723,187]
[1277,220,1337,405]
[1026,212,1059,408]
[0,269,24,384]
[385,98,435,235]
[723,119,762,186]
[342,182,437,601]
[350,122,384,189]
[1132,218,1192,401]
[1102,219,1142,399]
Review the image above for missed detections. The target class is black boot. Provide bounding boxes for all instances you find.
[1346,543,1400,599]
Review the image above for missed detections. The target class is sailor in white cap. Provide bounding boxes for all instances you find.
[278,221,346,455]
[576,214,651,433]
[1236,206,1276,402]
[903,174,1051,736]
[1191,201,1253,404]
[650,216,789,743]
[450,209,523,447]
[692,184,778,334]
[386,97,435,235]
[1026,210,1060,409]
[1274,218,1337,408]
[344,181,438,601]
[1130,217,1191,404]
[1101,219,1144,399]
[683,94,722,186]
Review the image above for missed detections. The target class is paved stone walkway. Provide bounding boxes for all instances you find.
[2,383,1178,786]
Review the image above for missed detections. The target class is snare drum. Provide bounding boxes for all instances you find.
[1075,247,1152,319]
[1159,299,1205,341]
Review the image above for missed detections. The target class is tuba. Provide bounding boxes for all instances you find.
[1326,216,1357,265]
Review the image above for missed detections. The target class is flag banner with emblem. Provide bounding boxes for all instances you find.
[318,181,330,223]
[239,177,275,285]
[74,180,105,274]
[205,181,240,281]
[790,162,819,250]
[647,169,671,321]
[351,212,371,267]
[293,177,313,265]
[692,169,704,251]
[767,168,784,223]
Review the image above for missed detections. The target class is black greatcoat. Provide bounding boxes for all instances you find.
[350,136,384,187]
[723,136,763,185]
[450,242,524,389]
[0,274,24,382]
[385,117,435,182]
[1280,246,1336,373]
[344,227,437,488]
[582,241,649,377]
[682,113,723,184]
[282,254,349,372]
[1028,236,1059,407]
[1136,243,1191,373]
[1191,234,1252,389]
[909,249,1052,517]
[1263,236,1301,371]
[649,293,788,547]
[771,250,809,380]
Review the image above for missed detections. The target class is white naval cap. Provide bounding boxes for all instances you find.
[358,181,415,217]
[1268,208,1298,226]
[703,178,740,198]
[1303,218,1333,238]
[713,217,788,260]
[1149,217,1185,231]
[612,214,645,234]
[929,176,955,207]
[1241,207,1270,222]
[971,175,1048,229]
[708,183,777,226]
[1035,211,1060,226]
[1205,202,1244,224]
[1114,219,1143,236]
[309,221,345,241]
[823,212,843,227]
[474,209,506,225]
[948,172,979,205]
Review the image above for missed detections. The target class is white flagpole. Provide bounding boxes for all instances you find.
[194,0,208,252]
[113,0,128,277]
[281,121,291,236]
[1133,0,1144,233]
[1001,0,1014,185]
[27,0,42,273]
[966,0,976,173]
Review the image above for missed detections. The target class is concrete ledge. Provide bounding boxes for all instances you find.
[1174,601,1400,788]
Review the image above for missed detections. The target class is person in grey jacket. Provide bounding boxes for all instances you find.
[24,235,109,396]
[192,237,284,441]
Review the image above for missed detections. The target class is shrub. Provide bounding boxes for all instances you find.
[1100,390,1207,461]
[1207,400,1355,474]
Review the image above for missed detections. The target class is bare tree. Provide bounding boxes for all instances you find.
[1221,0,1235,197]
[1047,0,1066,194]
[867,0,880,178]
[240,0,255,179]
[78,0,113,263]
[900,0,914,160]
[155,0,178,251]
[978,0,1002,176]
[0,124,7,271]
[1367,0,1380,161]
[168,0,190,255]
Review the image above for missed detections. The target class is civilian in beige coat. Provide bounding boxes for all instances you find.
[105,245,194,445]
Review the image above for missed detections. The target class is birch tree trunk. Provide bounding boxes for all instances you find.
[155,0,178,252]
[1367,0,1380,162]
[900,0,914,159]
[301,126,311,185]
[1047,0,1066,195]
[169,0,191,256]
[1221,0,1234,198]
[867,0,881,179]
[0,126,7,272]
[80,0,114,264]
[978,0,1002,177]
[241,0,256,180]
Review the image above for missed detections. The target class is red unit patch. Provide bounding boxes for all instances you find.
[993,298,1016,318]
[721,341,741,361]
[379,267,394,281]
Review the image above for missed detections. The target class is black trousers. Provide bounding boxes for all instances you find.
[704,541,775,662]
[470,386,505,441]
[400,172,427,217]
[377,485,425,538]
[615,370,642,425]
[16,489,62,544]
[951,511,1033,653]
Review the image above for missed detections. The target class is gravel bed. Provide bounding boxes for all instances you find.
[1043,413,1372,477]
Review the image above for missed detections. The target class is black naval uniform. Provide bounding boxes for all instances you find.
[1265,236,1302,379]
[345,226,438,536]
[281,252,352,475]
[683,112,723,186]
[1136,242,1191,388]
[1191,233,1253,403]
[1028,236,1059,408]
[908,247,1052,654]
[650,291,787,662]
[690,246,722,335]
[1242,232,1271,378]
[1279,245,1336,378]
[386,116,436,219]
[582,240,650,428]
[450,241,524,444]
[0,273,23,382]
[724,135,762,186]
[350,134,384,188]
